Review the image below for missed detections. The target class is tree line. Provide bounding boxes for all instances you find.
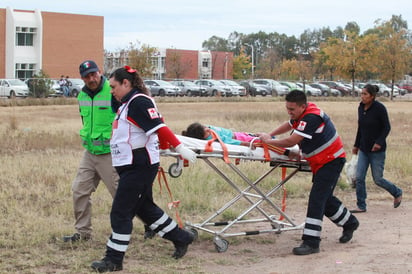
[105,15,411,87]
[203,15,412,85]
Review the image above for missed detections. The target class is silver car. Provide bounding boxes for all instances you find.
[68,78,84,97]
[143,80,181,96]
[194,79,232,96]
[252,79,289,96]
[296,82,322,96]
[171,80,204,96]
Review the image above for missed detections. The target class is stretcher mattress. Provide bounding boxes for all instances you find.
[173,135,300,162]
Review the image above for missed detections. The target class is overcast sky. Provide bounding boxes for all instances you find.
[3,0,412,51]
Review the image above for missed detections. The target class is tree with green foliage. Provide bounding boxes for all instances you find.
[373,18,412,99]
[126,42,158,78]
[232,48,251,79]
[27,70,53,98]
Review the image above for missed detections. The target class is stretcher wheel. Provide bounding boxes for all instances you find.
[214,237,229,253]
[168,163,182,178]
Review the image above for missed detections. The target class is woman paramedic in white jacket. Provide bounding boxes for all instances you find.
[91,66,197,273]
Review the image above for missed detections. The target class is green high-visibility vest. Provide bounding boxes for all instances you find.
[77,80,115,155]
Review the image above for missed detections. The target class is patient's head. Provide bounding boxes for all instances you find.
[182,122,208,139]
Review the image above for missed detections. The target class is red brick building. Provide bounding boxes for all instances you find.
[1,7,233,81]
[0,7,103,79]
[165,49,233,80]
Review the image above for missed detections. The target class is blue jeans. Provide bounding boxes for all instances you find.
[355,150,402,210]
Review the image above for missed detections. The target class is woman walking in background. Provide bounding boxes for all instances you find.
[351,84,402,213]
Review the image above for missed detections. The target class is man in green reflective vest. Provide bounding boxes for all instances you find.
[63,60,120,242]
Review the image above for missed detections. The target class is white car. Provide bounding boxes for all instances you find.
[219,80,247,96]
[0,79,29,98]
[374,83,399,97]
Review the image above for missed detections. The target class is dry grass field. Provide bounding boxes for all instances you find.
[0,96,411,273]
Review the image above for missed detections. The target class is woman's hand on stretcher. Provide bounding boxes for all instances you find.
[175,144,197,163]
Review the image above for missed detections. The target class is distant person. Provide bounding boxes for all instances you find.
[351,84,402,213]
[91,66,197,272]
[258,90,359,255]
[58,75,69,97]
[62,60,120,243]
[65,76,72,96]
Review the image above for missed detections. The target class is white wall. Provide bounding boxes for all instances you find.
[5,7,43,78]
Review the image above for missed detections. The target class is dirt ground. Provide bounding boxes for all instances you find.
[130,193,410,274]
[182,197,411,274]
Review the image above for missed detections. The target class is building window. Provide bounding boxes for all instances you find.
[202,59,209,68]
[15,63,36,79]
[16,27,36,46]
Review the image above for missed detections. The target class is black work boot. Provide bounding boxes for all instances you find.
[340,217,359,243]
[292,243,320,255]
[143,225,156,240]
[172,230,195,259]
[91,257,122,273]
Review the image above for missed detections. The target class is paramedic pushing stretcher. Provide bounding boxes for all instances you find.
[258,90,359,255]
[91,66,197,272]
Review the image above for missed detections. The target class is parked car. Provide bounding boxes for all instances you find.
[343,83,361,96]
[374,83,399,97]
[296,82,321,96]
[280,81,300,92]
[252,79,289,96]
[50,80,62,96]
[0,79,29,98]
[309,83,338,97]
[392,84,407,96]
[319,81,351,96]
[219,80,246,96]
[68,78,84,97]
[194,79,232,96]
[238,80,270,96]
[398,83,412,93]
[143,80,181,96]
[170,80,204,96]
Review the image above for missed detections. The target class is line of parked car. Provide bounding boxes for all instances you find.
[144,79,247,97]
[1,77,409,99]
[142,78,411,98]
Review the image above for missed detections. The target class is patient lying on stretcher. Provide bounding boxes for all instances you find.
[181,122,299,160]
[181,122,260,147]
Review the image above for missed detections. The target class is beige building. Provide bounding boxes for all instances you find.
[0,7,104,79]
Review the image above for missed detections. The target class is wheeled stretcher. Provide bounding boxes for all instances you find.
[160,135,311,252]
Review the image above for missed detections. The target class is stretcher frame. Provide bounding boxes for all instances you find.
[161,136,311,252]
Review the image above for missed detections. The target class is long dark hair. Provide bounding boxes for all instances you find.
[109,66,150,96]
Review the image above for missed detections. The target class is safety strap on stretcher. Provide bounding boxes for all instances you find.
[254,142,286,161]
[157,167,183,228]
[204,129,230,163]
